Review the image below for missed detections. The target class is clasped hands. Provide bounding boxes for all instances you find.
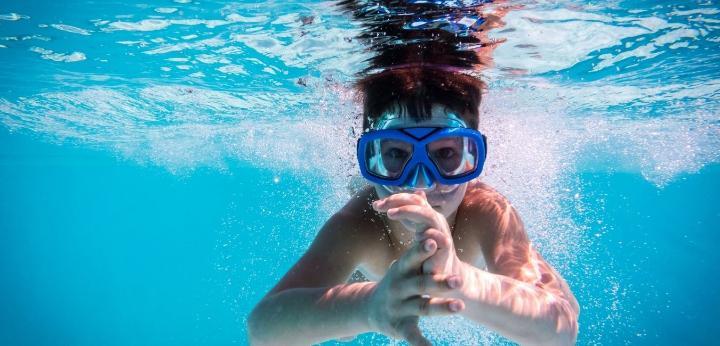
[367,190,468,346]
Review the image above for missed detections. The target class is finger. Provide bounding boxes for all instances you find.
[418,229,456,275]
[422,255,458,275]
[395,238,437,275]
[397,296,465,317]
[419,228,452,250]
[398,219,426,233]
[387,205,438,227]
[373,193,428,212]
[395,273,463,297]
[397,318,432,346]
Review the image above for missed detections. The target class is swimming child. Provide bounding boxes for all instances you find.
[248,1,579,344]
[247,66,579,345]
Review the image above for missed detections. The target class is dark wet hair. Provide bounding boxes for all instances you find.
[337,1,493,130]
[356,67,484,130]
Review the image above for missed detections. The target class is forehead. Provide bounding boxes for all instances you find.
[376,103,468,129]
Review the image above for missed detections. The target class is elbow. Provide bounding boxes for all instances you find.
[538,299,579,346]
[247,299,274,346]
[248,294,299,346]
[559,298,580,345]
[545,323,578,346]
[247,304,263,345]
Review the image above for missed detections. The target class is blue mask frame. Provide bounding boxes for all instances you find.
[357,127,488,187]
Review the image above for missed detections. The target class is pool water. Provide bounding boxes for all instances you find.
[1,0,719,345]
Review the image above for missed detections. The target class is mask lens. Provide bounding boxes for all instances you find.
[426,136,478,178]
[365,138,413,179]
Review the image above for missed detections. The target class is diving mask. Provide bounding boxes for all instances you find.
[357,112,487,192]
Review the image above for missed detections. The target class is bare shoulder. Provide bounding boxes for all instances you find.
[457,180,527,239]
[265,185,387,296]
[339,185,396,257]
[461,180,518,215]
[336,184,390,243]
[329,185,378,245]
[458,181,580,313]
[456,180,530,272]
[336,185,397,280]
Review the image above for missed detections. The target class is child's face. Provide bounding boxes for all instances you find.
[371,104,471,218]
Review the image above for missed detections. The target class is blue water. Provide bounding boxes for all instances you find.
[1,0,719,345]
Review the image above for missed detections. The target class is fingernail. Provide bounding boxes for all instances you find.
[423,240,433,252]
[449,301,461,312]
[448,277,458,289]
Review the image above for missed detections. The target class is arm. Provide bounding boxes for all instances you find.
[248,193,462,346]
[247,210,375,345]
[373,186,579,345]
[457,185,579,345]
[249,282,376,345]
[458,252,578,345]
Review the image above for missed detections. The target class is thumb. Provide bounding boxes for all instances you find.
[398,317,432,346]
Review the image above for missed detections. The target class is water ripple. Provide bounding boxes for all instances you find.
[29,46,86,62]
[50,24,92,36]
[0,13,29,21]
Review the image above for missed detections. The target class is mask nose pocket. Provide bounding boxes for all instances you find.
[404,164,435,189]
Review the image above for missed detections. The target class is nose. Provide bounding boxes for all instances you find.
[402,164,435,190]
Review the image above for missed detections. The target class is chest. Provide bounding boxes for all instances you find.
[358,225,487,282]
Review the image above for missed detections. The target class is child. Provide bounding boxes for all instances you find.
[247,66,579,345]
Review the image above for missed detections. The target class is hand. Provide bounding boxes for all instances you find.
[367,237,465,346]
[373,191,465,279]
[373,191,444,234]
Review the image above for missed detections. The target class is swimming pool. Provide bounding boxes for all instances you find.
[1,0,718,344]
